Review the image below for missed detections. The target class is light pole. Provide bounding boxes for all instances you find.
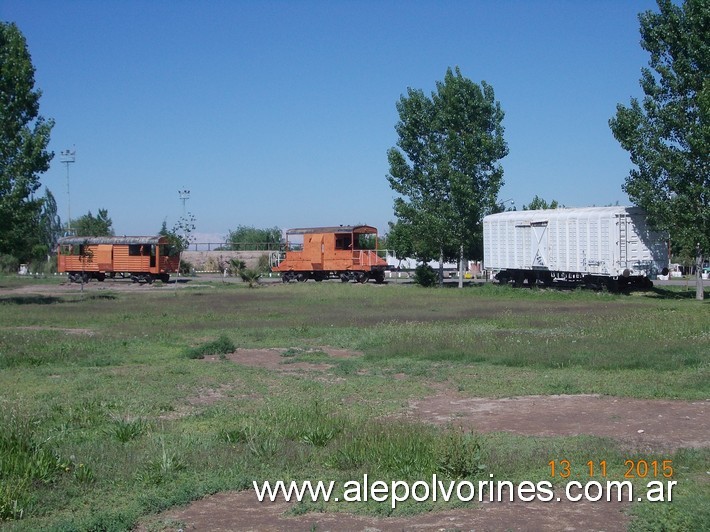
[60,148,76,234]
[178,188,190,217]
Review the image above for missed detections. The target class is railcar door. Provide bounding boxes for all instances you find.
[530,221,549,269]
[303,234,324,268]
[96,245,113,272]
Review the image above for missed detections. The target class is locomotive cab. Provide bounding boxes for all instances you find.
[272,225,387,283]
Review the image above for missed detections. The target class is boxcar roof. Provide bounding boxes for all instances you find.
[483,206,646,223]
[57,236,167,245]
[286,225,377,235]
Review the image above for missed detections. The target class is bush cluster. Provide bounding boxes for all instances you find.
[413,264,438,287]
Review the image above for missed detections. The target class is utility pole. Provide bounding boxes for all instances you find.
[60,148,76,234]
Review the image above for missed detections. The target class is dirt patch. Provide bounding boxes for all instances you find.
[405,392,709,452]
[140,389,706,531]
[139,488,630,532]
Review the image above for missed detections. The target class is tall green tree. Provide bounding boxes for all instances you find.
[0,22,54,261]
[387,67,508,286]
[38,188,62,258]
[609,0,708,300]
[71,209,114,237]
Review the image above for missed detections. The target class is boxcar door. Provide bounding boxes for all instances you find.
[530,221,549,269]
[96,245,113,271]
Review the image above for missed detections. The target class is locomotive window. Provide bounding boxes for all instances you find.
[335,235,352,250]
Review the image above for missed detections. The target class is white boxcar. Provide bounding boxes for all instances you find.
[483,206,669,288]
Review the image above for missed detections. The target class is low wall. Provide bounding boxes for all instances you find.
[181,250,270,272]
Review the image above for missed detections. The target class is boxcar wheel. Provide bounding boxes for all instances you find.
[340,273,349,282]
[296,273,308,282]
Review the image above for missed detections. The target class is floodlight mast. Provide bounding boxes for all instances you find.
[59,148,76,234]
[178,188,190,217]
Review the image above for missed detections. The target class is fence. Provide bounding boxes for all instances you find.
[186,242,282,251]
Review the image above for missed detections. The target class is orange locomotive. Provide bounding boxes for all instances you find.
[57,236,180,283]
[271,225,387,283]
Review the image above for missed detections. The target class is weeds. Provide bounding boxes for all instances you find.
[107,416,148,443]
[137,438,185,486]
[184,335,235,359]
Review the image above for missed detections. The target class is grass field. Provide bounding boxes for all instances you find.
[0,277,708,530]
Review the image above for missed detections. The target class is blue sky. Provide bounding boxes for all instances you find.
[3,0,658,242]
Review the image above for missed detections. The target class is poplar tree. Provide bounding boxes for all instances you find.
[387,67,508,286]
[609,0,708,300]
[0,22,54,261]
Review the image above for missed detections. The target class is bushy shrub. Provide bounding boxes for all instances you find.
[227,258,246,276]
[0,255,19,274]
[203,256,221,272]
[178,260,193,275]
[257,254,271,273]
[184,335,235,359]
[413,264,437,287]
[239,268,261,288]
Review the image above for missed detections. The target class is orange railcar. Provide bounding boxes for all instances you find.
[57,236,180,283]
[271,225,388,283]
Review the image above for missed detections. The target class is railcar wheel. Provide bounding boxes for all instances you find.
[374,271,385,284]
[145,274,153,284]
[356,272,367,283]
[340,273,349,282]
[97,273,106,282]
[296,273,308,282]
[282,274,290,283]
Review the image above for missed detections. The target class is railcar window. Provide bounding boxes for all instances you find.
[129,245,142,256]
[335,235,352,250]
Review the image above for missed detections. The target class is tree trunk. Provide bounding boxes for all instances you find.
[458,244,464,289]
[438,247,444,287]
[696,246,704,301]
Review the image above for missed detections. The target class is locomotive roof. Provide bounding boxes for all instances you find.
[57,236,168,245]
[286,225,378,235]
